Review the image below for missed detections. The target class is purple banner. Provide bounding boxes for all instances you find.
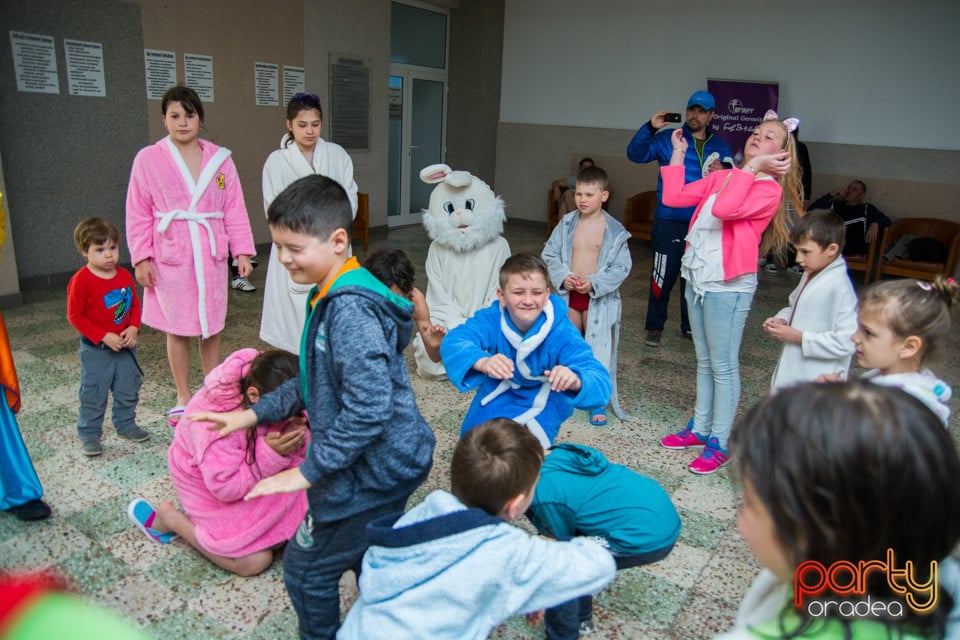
[707,79,779,165]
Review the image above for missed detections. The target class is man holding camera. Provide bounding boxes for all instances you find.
[627,91,732,347]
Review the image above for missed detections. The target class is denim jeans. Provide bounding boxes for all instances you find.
[684,286,753,449]
[645,218,690,333]
[544,542,677,640]
[283,497,409,640]
[77,340,142,441]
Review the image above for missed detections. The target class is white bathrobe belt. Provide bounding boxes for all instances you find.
[154,209,224,338]
[159,139,233,338]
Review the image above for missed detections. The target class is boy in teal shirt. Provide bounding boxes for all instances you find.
[528,443,680,639]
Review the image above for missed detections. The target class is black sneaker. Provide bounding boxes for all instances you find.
[579,619,595,634]
[680,329,693,340]
[82,439,103,457]
[8,499,52,521]
[117,426,151,443]
[644,330,662,347]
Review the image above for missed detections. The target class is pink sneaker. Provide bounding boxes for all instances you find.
[660,422,708,449]
[689,437,730,474]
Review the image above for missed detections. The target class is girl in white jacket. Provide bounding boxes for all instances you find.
[847,275,958,425]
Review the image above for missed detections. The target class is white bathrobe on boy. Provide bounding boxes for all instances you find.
[770,256,857,391]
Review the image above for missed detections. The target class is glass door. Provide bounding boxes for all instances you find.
[388,67,446,227]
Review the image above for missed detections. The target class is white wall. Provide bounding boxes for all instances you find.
[501,0,960,150]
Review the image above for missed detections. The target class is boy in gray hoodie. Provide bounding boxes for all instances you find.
[192,175,436,640]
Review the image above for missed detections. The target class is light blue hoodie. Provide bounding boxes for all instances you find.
[337,490,615,640]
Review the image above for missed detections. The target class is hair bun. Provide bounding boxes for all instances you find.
[932,275,960,309]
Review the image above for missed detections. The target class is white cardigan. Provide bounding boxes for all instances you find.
[770,256,857,391]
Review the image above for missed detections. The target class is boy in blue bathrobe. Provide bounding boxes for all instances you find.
[440,254,612,449]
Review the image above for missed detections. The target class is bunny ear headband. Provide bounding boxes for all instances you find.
[763,109,799,133]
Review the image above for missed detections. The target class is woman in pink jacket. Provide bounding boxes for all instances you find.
[127,349,308,576]
[658,112,803,474]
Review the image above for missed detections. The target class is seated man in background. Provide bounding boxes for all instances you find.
[809,180,890,258]
[552,157,595,217]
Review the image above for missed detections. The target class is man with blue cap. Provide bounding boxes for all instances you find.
[627,90,732,347]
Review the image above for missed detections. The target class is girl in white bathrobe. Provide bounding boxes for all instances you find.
[259,93,358,353]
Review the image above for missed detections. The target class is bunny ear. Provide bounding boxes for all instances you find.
[420,164,452,184]
[763,109,779,121]
[444,171,473,188]
[782,117,800,133]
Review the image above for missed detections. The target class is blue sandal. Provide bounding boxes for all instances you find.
[590,410,608,427]
[127,498,177,544]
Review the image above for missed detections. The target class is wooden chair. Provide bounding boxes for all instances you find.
[623,191,657,241]
[353,192,369,254]
[872,217,960,283]
[547,189,560,236]
[844,239,879,283]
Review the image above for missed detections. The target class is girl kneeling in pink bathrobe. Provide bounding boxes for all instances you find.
[129,348,309,576]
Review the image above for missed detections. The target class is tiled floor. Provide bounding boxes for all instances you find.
[3,221,958,639]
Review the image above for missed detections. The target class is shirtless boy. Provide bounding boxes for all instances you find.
[542,166,632,425]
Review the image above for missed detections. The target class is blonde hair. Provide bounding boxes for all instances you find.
[859,275,960,364]
[754,120,805,259]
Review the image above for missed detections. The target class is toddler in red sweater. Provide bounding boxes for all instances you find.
[67,217,149,457]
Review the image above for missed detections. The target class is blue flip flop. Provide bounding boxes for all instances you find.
[127,498,177,544]
[590,410,608,427]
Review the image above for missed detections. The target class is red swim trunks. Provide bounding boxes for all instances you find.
[568,290,590,312]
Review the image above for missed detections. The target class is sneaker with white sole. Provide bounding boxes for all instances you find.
[689,436,730,474]
[661,420,708,449]
[231,276,256,292]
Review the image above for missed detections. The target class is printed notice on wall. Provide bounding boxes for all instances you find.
[330,56,370,150]
[254,62,278,106]
[282,65,305,105]
[9,31,60,94]
[184,53,214,102]
[64,39,105,97]
[144,49,176,99]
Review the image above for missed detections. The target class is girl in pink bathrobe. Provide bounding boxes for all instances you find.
[147,348,309,576]
[125,85,256,426]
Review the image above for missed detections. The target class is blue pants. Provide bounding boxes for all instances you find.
[645,218,690,333]
[283,496,410,640]
[77,340,142,441]
[544,542,676,640]
[685,286,753,449]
